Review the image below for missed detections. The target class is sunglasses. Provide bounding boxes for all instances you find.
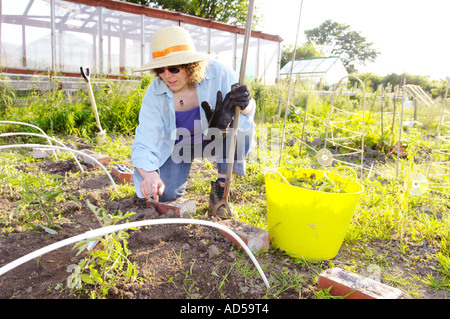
[154,66,182,75]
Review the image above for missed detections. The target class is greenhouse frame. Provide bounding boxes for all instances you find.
[280,56,348,90]
[0,0,283,83]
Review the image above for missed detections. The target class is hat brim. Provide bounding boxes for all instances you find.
[133,51,212,73]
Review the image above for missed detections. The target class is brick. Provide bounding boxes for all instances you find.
[77,149,110,165]
[146,198,196,218]
[171,199,196,218]
[218,219,269,254]
[32,147,56,158]
[317,267,407,299]
[112,165,134,184]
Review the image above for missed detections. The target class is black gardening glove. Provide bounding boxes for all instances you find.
[228,83,251,110]
[201,84,251,130]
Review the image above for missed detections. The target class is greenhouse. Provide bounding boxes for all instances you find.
[0,0,282,83]
[280,56,348,90]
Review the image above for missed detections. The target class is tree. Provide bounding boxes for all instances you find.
[305,19,379,74]
[125,0,260,27]
[280,42,322,69]
[354,72,448,98]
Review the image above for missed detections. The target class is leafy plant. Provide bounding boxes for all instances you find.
[9,172,69,229]
[289,172,348,193]
[67,201,138,298]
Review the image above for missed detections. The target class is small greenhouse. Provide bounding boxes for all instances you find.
[280,56,348,90]
[0,0,282,84]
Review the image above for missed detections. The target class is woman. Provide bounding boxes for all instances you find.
[132,25,255,214]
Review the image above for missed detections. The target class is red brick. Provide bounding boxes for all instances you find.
[317,267,406,299]
[146,198,196,218]
[77,149,110,165]
[112,166,134,183]
[218,219,269,254]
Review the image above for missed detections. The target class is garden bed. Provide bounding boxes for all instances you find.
[0,154,314,299]
[0,137,448,299]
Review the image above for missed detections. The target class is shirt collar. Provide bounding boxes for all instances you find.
[203,60,215,81]
[153,77,170,96]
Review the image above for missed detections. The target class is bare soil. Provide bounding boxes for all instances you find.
[0,151,448,300]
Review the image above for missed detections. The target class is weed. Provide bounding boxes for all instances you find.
[267,267,305,298]
[8,172,73,229]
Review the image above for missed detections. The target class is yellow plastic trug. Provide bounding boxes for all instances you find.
[265,168,364,260]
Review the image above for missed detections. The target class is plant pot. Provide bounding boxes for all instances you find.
[265,167,364,260]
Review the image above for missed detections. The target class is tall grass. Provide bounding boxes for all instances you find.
[0,74,153,139]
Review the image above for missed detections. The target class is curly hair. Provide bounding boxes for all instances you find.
[153,61,208,88]
[183,61,208,88]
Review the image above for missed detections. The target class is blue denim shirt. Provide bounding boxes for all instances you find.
[131,59,255,173]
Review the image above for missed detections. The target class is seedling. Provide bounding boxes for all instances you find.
[67,201,137,298]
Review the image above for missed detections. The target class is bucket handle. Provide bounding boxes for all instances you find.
[330,166,357,181]
[265,168,291,185]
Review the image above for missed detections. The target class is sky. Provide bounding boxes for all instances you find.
[255,0,450,80]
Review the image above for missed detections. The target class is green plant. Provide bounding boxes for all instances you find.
[289,171,348,193]
[66,201,138,298]
[9,172,71,229]
[315,286,349,299]
[422,273,450,291]
[0,76,16,112]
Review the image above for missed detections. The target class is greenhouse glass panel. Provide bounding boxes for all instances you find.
[1,0,53,70]
[103,8,144,74]
[23,26,52,70]
[141,17,176,70]
[300,59,324,73]
[210,29,235,71]
[315,57,337,72]
[1,0,281,82]
[235,34,243,76]
[107,36,121,74]
[246,37,259,80]
[182,23,210,56]
[0,0,28,68]
[124,38,142,73]
[1,24,22,69]
[2,0,29,14]
[59,31,95,73]
[236,34,259,80]
[259,39,279,84]
[54,1,98,73]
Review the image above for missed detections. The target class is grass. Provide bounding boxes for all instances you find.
[1,74,450,298]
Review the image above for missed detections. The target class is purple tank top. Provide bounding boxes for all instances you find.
[175,106,202,144]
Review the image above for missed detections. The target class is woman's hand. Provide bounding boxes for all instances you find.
[201,83,251,130]
[137,169,165,202]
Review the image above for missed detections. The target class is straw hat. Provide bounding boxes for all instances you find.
[134,26,211,72]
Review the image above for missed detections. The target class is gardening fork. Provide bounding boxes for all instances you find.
[211,0,255,218]
[80,66,107,145]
